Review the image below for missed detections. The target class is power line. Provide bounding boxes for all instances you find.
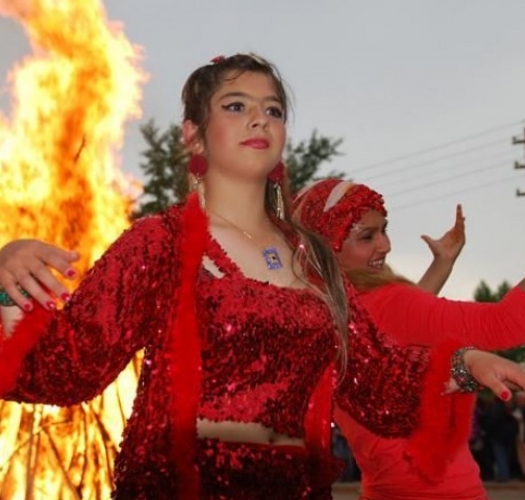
[388,159,516,197]
[351,119,525,175]
[368,151,514,190]
[359,138,508,182]
[389,175,518,212]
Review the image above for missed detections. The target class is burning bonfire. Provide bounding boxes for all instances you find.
[0,0,147,497]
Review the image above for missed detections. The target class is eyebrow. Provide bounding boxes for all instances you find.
[352,222,384,233]
[217,91,282,105]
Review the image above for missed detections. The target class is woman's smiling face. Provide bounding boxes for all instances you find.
[338,209,391,273]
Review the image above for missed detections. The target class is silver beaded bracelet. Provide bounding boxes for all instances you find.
[0,287,31,307]
[451,346,481,393]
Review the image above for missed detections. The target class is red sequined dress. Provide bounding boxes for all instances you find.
[0,202,469,499]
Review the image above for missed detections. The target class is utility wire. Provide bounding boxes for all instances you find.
[390,175,518,212]
[359,151,515,190]
[359,139,508,182]
[350,119,525,175]
[388,159,516,197]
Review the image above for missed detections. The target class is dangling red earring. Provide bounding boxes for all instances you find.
[188,154,208,177]
[267,161,285,220]
[267,161,284,183]
[187,154,207,208]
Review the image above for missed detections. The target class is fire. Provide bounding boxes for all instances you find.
[0,0,147,498]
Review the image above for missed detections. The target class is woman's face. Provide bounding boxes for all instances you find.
[202,71,286,181]
[338,209,391,273]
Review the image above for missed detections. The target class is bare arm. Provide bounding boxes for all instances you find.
[417,204,465,294]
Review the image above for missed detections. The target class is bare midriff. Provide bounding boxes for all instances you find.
[197,418,305,447]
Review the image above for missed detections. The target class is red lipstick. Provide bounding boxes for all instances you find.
[240,138,269,149]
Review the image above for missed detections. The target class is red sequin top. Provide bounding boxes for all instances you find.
[2,203,463,497]
[197,237,336,437]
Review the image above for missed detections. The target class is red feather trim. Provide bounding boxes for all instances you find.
[0,306,53,395]
[406,338,475,482]
[169,193,208,499]
[305,363,340,489]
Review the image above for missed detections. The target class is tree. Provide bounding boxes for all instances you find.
[133,121,344,218]
[473,280,511,302]
[132,120,189,218]
[285,130,344,194]
[473,280,524,363]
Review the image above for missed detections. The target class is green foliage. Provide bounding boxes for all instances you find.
[285,130,344,194]
[132,120,189,219]
[473,280,511,302]
[473,280,525,362]
[133,121,344,217]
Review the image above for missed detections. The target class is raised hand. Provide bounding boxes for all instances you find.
[421,204,466,264]
[417,204,466,294]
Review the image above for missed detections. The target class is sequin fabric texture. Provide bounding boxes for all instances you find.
[5,203,433,498]
[336,282,428,438]
[294,178,386,252]
[4,205,337,498]
[198,236,336,438]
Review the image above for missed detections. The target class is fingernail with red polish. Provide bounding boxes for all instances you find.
[46,301,56,310]
[61,293,71,302]
[23,302,33,312]
[66,269,76,279]
[500,390,511,401]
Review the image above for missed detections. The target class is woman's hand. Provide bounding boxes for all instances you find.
[0,239,80,310]
[417,204,466,294]
[421,204,466,264]
[463,349,525,401]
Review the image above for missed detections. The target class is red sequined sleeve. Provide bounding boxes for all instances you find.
[336,283,472,480]
[336,283,432,437]
[2,210,180,406]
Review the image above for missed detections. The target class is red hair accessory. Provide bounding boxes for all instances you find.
[210,55,225,64]
[188,154,207,177]
[293,178,386,252]
[267,161,285,183]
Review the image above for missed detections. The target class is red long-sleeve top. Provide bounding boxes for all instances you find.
[336,282,525,500]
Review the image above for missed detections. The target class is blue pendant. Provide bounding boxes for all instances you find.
[262,247,283,270]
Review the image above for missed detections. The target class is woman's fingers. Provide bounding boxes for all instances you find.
[464,350,525,401]
[0,240,80,310]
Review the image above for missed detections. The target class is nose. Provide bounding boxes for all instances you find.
[249,105,269,128]
[377,233,391,254]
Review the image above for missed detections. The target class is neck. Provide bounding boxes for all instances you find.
[204,175,271,230]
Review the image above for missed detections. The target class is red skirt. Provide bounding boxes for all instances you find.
[113,438,340,499]
[199,438,313,499]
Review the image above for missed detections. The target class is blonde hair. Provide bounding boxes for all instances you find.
[345,264,413,292]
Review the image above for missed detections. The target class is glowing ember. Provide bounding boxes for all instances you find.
[0,0,147,497]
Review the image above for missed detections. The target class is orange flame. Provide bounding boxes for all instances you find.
[0,0,147,497]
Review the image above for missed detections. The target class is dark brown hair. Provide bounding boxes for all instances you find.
[182,53,289,140]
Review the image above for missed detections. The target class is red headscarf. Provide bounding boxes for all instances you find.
[293,178,387,252]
